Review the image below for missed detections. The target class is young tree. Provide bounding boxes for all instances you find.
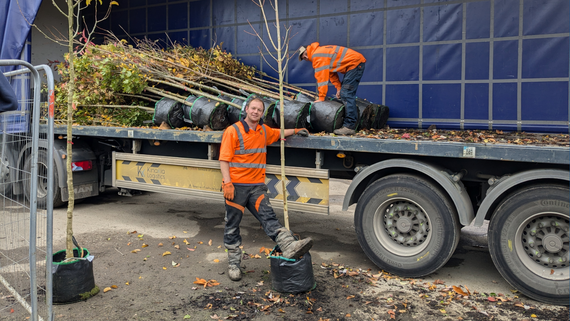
[37,0,117,260]
[248,0,294,228]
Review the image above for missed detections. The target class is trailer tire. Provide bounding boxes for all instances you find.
[488,184,569,305]
[24,149,65,208]
[354,174,460,277]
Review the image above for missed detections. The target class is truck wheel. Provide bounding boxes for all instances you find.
[354,174,460,277]
[488,184,569,305]
[24,150,65,208]
[0,145,16,195]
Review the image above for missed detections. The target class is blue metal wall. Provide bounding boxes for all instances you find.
[96,0,569,133]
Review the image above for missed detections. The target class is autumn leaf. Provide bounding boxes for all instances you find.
[193,277,220,288]
[346,295,355,300]
[208,239,212,246]
[433,279,445,285]
[111,285,118,289]
[158,243,163,247]
[169,236,176,239]
[452,285,468,296]
[187,247,195,251]
[213,259,220,263]
[174,245,180,250]
[142,243,148,248]
[103,287,112,293]
[131,249,141,253]
[162,251,171,256]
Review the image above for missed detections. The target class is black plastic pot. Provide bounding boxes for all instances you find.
[153,97,185,128]
[184,96,230,130]
[52,248,98,304]
[295,92,316,103]
[276,100,310,129]
[270,247,316,294]
[308,100,345,133]
[362,104,390,129]
[355,98,373,130]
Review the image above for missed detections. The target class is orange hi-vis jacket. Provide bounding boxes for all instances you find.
[219,120,281,184]
[305,42,366,101]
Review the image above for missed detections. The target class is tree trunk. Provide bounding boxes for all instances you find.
[65,0,75,259]
[272,0,289,229]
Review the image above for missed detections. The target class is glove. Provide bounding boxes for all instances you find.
[294,128,309,137]
[222,181,234,200]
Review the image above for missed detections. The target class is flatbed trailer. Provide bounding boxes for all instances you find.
[40,123,569,305]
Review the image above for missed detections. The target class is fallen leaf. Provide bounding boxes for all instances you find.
[213,259,220,263]
[198,241,203,244]
[162,251,171,256]
[174,245,180,250]
[434,279,445,285]
[125,282,129,285]
[452,285,468,296]
[127,242,131,246]
[111,285,118,289]
[137,234,144,238]
[345,313,351,317]
[131,249,141,253]
[531,314,537,318]
[551,269,555,275]
[208,239,212,246]
[158,243,163,247]
[346,295,355,300]
[187,248,195,251]
[163,267,167,270]
[142,243,148,248]
[103,287,112,293]
[487,297,497,302]
[169,236,176,239]
[183,239,189,245]
[440,309,446,314]
[279,308,285,313]
[10,309,14,313]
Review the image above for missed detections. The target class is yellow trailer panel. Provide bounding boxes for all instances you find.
[112,152,329,214]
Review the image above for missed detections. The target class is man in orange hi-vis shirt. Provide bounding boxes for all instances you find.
[219,97,313,281]
[299,42,366,135]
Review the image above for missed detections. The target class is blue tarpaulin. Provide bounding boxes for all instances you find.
[0,0,43,69]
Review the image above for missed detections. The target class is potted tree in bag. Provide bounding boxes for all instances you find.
[46,0,117,303]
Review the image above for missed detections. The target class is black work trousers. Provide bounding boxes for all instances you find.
[223,184,283,249]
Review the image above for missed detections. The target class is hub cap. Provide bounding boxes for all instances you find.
[373,199,431,256]
[517,213,569,280]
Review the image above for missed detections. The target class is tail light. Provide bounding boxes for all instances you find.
[71,160,93,172]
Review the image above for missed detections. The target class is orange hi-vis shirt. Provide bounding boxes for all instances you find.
[305,42,366,101]
[219,120,281,184]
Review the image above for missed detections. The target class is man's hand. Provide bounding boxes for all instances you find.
[294,128,309,137]
[335,91,341,99]
[222,181,234,200]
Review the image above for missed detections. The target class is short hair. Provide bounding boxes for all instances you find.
[245,97,265,111]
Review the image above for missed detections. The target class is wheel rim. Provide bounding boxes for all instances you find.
[516,212,569,281]
[373,198,432,256]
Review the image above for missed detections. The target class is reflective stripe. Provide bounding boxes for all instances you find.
[232,124,245,150]
[317,81,329,87]
[329,46,340,70]
[235,148,266,155]
[332,47,348,72]
[312,53,334,58]
[314,65,329,73]
[229,162,266,168]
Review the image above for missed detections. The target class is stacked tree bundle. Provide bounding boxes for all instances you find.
[53,38,388,132]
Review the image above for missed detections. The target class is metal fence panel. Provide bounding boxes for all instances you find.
[0,61,55,321]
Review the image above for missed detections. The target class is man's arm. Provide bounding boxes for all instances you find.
[220,161,231,183]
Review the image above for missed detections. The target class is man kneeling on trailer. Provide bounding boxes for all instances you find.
[219,97,313,281]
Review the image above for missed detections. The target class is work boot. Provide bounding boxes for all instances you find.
[228,264,242,281]
[275,228,313,260]
[227,245,242,281]
[333,126,355,135]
